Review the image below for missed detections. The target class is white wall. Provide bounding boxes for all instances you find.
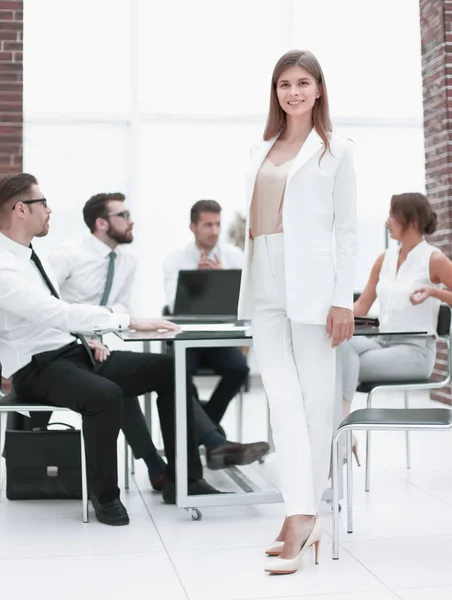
[23,0,424,316]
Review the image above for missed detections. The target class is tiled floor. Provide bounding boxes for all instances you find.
[1,383,452,599]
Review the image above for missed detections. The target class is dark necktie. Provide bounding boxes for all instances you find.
[30,247,96,367]
[100,251,117,306]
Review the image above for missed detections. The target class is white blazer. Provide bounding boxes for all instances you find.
[237,129,357,325]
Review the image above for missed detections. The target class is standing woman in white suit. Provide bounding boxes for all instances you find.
[237,50,357,574]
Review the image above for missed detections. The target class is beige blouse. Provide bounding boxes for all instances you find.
[249,158,294,239]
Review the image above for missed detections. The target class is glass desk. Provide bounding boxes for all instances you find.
[115,324,429,519]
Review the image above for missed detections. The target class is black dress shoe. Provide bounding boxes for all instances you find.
[91,495,130,526]
[162,478,227,505]
[148,471,166,492]
[206,441,270,470]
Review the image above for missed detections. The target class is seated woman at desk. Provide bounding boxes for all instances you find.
[340,192,452,459]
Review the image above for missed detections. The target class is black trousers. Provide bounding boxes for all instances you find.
[187,347,249,424]
[13,344,203,503]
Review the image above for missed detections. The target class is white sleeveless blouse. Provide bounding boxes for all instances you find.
[376,240,442,335]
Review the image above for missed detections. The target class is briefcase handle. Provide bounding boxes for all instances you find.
[32,422,77,432]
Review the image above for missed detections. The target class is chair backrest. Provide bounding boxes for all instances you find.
[437,304,451,337]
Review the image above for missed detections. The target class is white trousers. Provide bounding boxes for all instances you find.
[251,234,336,516]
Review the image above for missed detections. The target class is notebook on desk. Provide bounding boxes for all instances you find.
[172,269,242,323]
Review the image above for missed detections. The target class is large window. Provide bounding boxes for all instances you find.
[24,0,424,314]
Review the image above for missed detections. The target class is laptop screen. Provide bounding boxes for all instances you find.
[174,269,242,317]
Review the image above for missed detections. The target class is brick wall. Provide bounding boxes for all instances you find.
[0,0,22,176]
[0,0,21,393]
[420,0,452,403]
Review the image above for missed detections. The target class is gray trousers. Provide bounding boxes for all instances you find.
[339,335,437,403]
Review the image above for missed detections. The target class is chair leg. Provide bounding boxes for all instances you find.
[404,391,411,470]
[80,421,89,523]
[365,430,371,492]
[365,393,372,492]
[332,431,341,560]
[346,429,354,533]
[124,438,129,490]
[130,454,135,475]
[144,393,152,434]
[236,389,244,443]
[0,412,4,492]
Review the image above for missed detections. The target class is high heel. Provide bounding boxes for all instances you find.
[351,438,361,467]
[265,519,322,574]
[341,436,361,467]
[265,540,284,556]
[328,437,360,479]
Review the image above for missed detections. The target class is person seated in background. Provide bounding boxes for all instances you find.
[49,193,269,487]
[339,192,452,460]
[163,200,249,428]
[0,173,232,525]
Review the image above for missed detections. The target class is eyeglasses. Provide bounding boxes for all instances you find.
[12,198,48,210]
[103,210,131,221]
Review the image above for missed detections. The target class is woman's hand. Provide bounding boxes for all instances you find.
[87,338,110,362]
[410,286,435,305]
[326,306,354,348]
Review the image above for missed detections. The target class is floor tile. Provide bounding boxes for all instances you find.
[395,585,452,599]
[0,552,185,600]
[341,536,452,589]
[169,542,385,600]
[324,493,452,541]
[0,511,163,559]
[250,593,398,600]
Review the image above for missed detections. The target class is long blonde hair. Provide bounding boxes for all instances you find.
[264,50,332,159]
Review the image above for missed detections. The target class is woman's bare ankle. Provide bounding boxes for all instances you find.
[275,516,288,542]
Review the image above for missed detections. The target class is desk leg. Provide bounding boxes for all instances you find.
[175,341,189,508]
[142,341,153,433]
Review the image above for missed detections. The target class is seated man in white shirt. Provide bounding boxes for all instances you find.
[0,173,226,526]
[163,200,249,428]
[48,192,171,490]
[49,193,269,488]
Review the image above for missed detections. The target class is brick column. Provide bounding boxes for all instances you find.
[420,0,452,403]
[0,0,22,176]
[0,0,21,393]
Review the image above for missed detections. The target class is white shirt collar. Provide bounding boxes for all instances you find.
[88,234,118,258]
[0,232,32,260]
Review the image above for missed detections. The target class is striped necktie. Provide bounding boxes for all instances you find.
[100,251,117,306]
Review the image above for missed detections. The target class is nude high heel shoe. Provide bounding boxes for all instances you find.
[265,540,284,556]
[328,436,361,479]
[349,436,361,467]
[265,519,322,574]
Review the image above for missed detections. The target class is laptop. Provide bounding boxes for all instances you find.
[172,269,242,323]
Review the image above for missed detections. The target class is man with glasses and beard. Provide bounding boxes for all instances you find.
[49,193,269,495]
[49,193,137,316]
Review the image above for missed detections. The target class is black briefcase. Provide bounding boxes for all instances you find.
[4,422,82,500]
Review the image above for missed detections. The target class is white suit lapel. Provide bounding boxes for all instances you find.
[287,128,324,184]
